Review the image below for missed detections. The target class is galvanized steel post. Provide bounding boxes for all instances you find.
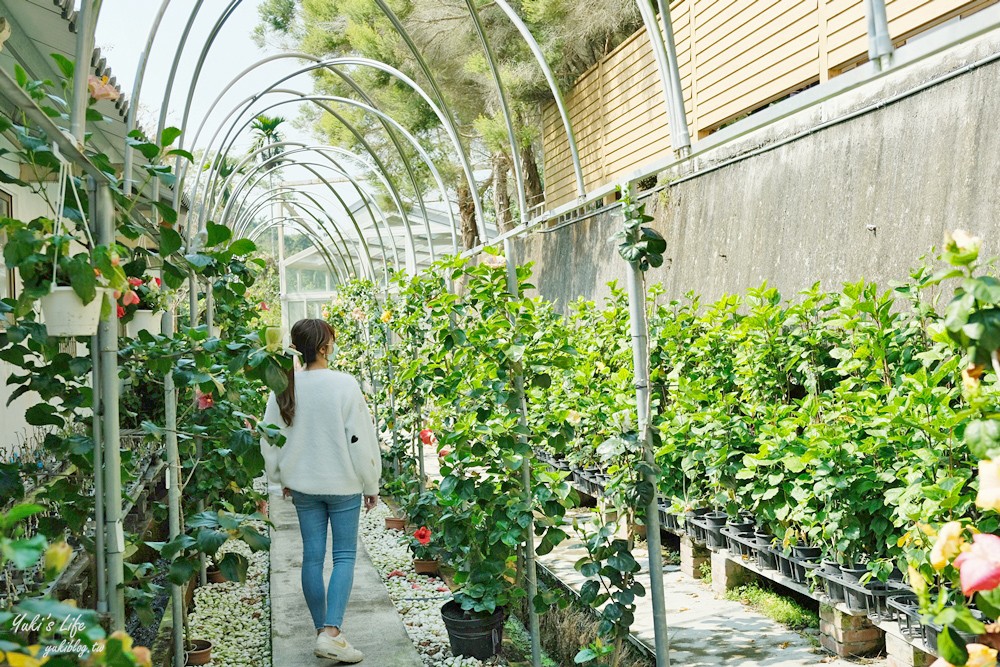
[162,310,185,667]
[623,186,670,667]
[96,182,126,630]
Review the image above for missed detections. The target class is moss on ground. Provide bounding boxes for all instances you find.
[724,583,819,631]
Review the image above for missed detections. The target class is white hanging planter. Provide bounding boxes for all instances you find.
[40,286,109,337]
[125,309,163,338]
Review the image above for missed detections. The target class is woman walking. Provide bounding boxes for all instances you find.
[260,318,382,663]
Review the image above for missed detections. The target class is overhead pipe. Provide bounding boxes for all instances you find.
[231,175,401,283]
[69,0,102,144]
[637,0,688,156]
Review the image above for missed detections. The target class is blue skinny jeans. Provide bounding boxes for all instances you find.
[290,491,361,631]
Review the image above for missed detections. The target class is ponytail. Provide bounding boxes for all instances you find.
[277,367,295,426]
[277,318,336,427]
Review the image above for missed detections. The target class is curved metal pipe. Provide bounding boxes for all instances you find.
[213,142,414,271]
[193,58,486,243]
[237,188,362,280]
[122,0,171,192]
[206,94,456,258]
[227,159,402,272]
[493,0,585,198]
[223,154,380,278]
[250,216,348,284]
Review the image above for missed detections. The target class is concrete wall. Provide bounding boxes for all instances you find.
[513,27,1000,311]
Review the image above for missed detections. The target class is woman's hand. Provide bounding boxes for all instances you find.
[364,495,379,512]
[283,487,292,499]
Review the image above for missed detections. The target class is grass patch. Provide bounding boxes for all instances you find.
[662,548,680,565]
[724,583,819,630]
[699,561,712,584]
[503,615,559,667]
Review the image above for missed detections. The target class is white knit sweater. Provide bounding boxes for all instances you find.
[259,369,382,496]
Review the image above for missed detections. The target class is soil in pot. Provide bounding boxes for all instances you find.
[441,600,504,660]
[185,639,213,666]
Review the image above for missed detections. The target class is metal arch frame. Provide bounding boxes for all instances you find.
[171,59,452,256]
[492,0,585,199]
[237,189,363,281]
[638,0,690,156]
[204,94,459,258]
[229,163,403,274]
[463,0,528,225]
[236,181,399,287]
[249,216,349,284]
[194,58,487,242]
[252,216,348,282]
[214,142,415,272]
[224,153,383,279]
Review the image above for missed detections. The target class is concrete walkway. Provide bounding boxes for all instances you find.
[269,495,423,667]
[538,509,886,667]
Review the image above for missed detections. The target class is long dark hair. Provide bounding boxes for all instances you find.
[277,318,335,426]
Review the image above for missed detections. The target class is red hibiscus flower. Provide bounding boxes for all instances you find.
[419,429,435,445]
[414,526,431,545]
[116,305,125,318]
[195,390,214,410]
[154,277,162,287]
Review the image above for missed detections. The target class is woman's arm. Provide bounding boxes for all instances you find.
[343,379,382,497]
[259,394,284,494]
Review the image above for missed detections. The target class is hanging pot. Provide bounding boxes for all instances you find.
[441,600,504,660]
[184,639,213,666]
[413,559,439,575]
[40,287,109,337]
[125,309,163,338]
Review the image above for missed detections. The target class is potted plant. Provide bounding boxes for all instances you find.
[409,525,439,575]
[0,215,127,336]
[120,273,167,337]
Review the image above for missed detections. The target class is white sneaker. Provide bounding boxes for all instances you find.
[315,632,364,663]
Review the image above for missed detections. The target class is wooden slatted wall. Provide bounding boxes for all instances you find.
[541,0,998,207]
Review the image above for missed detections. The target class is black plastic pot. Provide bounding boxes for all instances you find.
[819,561,845,602]
[441,601,505,660]
[704,512,728,549]
[754,533,776,570]
[840,568,879,613]
[790,545,821,584]
[725,519,754,553]
[737,531,757,557]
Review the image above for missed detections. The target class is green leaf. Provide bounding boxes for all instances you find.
[206,221,232,247]
[160,127,183,148]
[167,559,195,586]
[195,529,228,557]
[2,534,47,569]
[1,504,45,530]
[965,419,1000,460]
[161,261,187,289]
[14,64,28,88]
[977,590,1000,621]
[154,201,178,226]
[126,136,160,160]
[159,226,183,257]
[239,526,270,552]
[938,625,968,666]
[263,358,289,393]
[218,551,249,584]
[25,404,65,427]
[228,239,257,256]
[574,648,598,663]
[50,54,75,78]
